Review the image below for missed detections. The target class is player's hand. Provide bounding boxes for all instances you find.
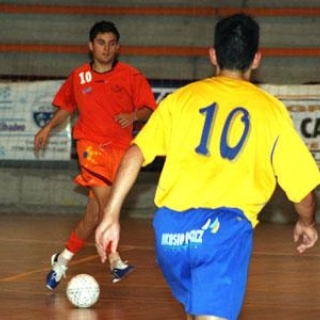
[95,218,120,263]
[34,127,50,152]
[114,112,136,128]
[293,220,318,253]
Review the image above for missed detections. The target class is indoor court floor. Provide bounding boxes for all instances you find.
[0,213,320,320]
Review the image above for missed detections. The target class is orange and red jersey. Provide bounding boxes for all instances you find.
[53,61,157,149]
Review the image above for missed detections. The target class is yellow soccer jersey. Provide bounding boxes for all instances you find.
[133,76,320,226]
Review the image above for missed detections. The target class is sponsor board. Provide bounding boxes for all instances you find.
[260,84,320,166]
[1,80,319,164]
[0,80,71,160]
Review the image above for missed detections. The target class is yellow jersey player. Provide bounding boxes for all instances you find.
[95,13,320,320]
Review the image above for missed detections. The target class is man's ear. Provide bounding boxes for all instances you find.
[88,41,93,52]
[251,51,262,70]
[209,48,218,66]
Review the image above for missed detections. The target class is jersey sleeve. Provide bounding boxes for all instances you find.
[52,73,77,112]
[133,94,171,165]
[131,72,157,111]
[272,124,320,202]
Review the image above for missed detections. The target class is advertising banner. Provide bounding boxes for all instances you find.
[260,84,320,166]
[0,80,71,160]
[0,80,319,163]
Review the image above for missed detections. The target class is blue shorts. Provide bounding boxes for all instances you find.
[152,207,253,320]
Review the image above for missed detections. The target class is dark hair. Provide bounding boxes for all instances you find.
[214,13,259,72]
[89,20,120,42]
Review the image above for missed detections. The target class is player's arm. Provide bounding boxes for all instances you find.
[135,106,154,122]
[34,108,72,152]
[293,190,318,253]
[95,144,144,262]
[114,106,154,128]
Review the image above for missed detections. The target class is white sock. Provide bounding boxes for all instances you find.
[113,259,128,270]
[57,248,74,266]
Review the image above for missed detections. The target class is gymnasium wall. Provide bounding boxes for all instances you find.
[0,1,320,83]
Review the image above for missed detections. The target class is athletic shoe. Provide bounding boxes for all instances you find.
[111,260,135,284]
[46,253,68,290]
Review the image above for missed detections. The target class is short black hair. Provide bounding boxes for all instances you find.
[214,13,260,72]
[89,20,120,42]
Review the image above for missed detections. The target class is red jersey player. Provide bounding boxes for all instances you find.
[34,20,157,290]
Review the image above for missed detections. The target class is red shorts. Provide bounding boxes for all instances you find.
[74,140,127,188]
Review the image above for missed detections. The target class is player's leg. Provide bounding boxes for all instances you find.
[73,192,100,239]
[92,185,135,283]
[46,195,99,290]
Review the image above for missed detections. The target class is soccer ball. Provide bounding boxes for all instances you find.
[66,274,100,308]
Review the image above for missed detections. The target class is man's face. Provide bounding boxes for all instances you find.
[89,32,120,65]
